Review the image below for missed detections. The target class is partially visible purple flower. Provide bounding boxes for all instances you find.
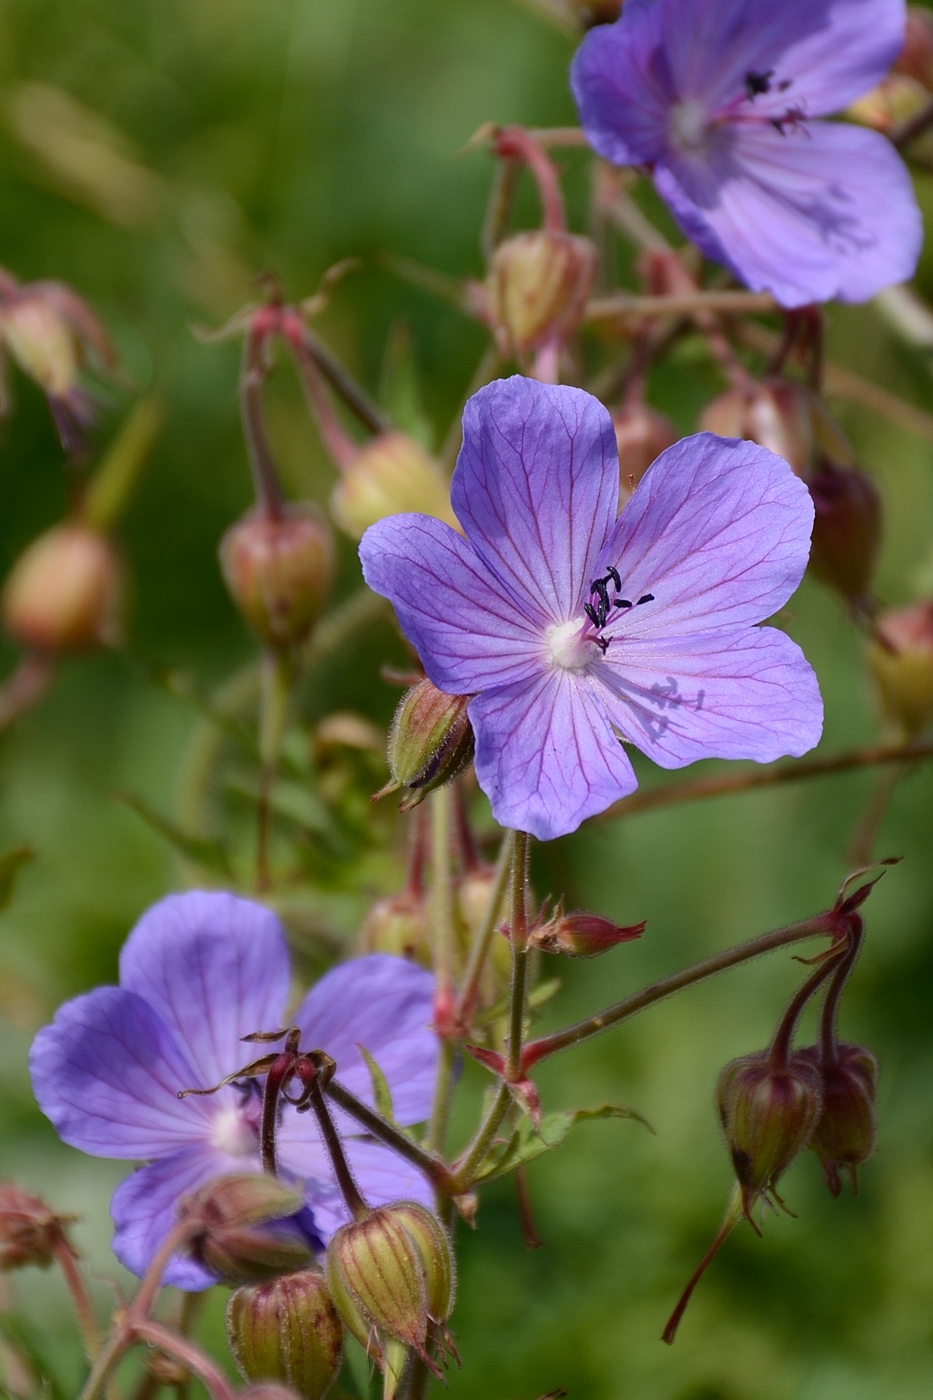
[29,892,437,1289]
[571,0,921,307]
[360,376,822,842]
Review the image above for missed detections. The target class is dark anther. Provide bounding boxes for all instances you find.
[637,593,655,605]
[745,69,773,99]
[584,602,601,629]
[615,598,633,610]
[606,566,622,592]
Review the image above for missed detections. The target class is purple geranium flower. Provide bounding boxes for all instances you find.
[571,0,922,307]
[360,377,822,842]
[29,891,437,1289]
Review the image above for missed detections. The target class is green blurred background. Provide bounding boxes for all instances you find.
[1,1,933,1397]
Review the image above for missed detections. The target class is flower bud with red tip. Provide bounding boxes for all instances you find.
[0,1186,68,1271]
[227,1269,344,1400]
[612,403,677,503]
[530,909,645,958]
[868,600,933,735]
[330,433,456,540]
[2,524,123,652]
[716,1052,823,1214]
[806,461,882,607]
[797,1044,878,1196]
[380,679,474,811]
[220,506,335,650]
[487,231,597,359]
[177,1173,312,1285]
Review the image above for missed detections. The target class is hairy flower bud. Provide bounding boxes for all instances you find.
[382,679,474,810]
[487,231,597,357]
[359,891,429,964]
[220,506,336,649]
[0,1186,66,1271]
[806,461,882,605]
[227,1269,344,1400]
[325,1203,454,1364]
[330,433,456,540]
[868,600,933,735]
[178,1173,312,1285]
[2,524,123,652]
[612,403,677,503]
[897,7,933,90]
[717,1052,823,1211]
[797,1044,878,1196]
[530,910,645,958]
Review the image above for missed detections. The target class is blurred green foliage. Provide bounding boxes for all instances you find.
[1,2,933,1398]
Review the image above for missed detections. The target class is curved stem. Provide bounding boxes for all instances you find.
[325,1078,453,1191]
[819,919,864,1067]
[133,1322,233,1400]
[767,950,845,1071]
[493,127,565,234]
[451,1082,512,1192]
[240,328,284,518]
[52,1235,100,1361]
[305,1078,369,1220]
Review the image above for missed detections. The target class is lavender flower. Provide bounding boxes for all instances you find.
[571,0,922,307]
[29,891,437,1289]
[360,377,822,842]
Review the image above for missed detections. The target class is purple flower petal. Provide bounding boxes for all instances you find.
[360,513,544,694]
[288,955,437,1125]
[470,670,638,841]
[296,1139,437,1242]
[29,988,210,1159]
[761,0,906,116]
[119,892,291,1089]
[570,0,671,166]
[599,433,813,638]
[110,1144,233,1290]
[657,121,922,307]
[597,624,823,766]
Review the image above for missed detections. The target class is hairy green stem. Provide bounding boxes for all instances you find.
[505,831,531,1082]
[256,649,293,894]
[52,1234,100,1362]
[325,1078,453,1191]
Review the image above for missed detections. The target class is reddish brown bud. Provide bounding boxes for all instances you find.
[806,461,882,605]
[0,1186,67,1271]
[330,433,456,540]
[227,1269,344,1400]
[178,1173,312,1285]
[530,910,645,958]
[382,678,474,810]
[868,599,933,735]
[716,1052,823,1214]
[612,403,677,503]
[487,231,597,357]
[220,506,336,649]
[797,1044,878,1196]
[359,891,429,964]
[2,524,123,652]
[571,0,624,25]
[896,8,933,90]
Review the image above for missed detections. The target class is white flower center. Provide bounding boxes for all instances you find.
[210,1106,256,1157]
[669,100,709,154]
[546,618,592,671]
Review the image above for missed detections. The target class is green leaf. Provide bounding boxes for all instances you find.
[116,792,235,879]
[0,845,33,914]
[472,1104,653,1185]
[358,1045,397,1124]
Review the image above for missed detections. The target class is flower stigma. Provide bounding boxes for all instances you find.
[669,100,709,154]
[209,1103,258,1157]
[546,617,594,671]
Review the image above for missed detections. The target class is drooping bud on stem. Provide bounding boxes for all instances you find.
[868,599,933,735]
[2,524,123,652]
[177,1174,311,1285]
[487,230,597,362]
[379,678,475,811]
[806,461,882,611]
[220,505,336,650]
[227,1269,344,1400]
[798,1043,878,1196]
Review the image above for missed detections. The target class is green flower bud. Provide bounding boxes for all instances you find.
[2,524,123,653]
[488,231,597,357]
[717,1052,823,1212]
[798,1043,878,1196]
[330,433,456,540]
[868,600,933,736]
[382,679,474,811]
[359,891,430,964]
[382,1202,455,1324]
[227,1269,344,1400]
[220,505,336,649]
[177,1173,312,1286]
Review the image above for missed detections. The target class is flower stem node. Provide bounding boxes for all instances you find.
[868,600,933,736]
[0,1185,70,1271]
[2,524,123,652]
[220,505,336,650]
[716,1052,823,1217]
[227,1268,344,1400]
[612,404,677,503]
[325,1202,455,1377]
[806,462,882,609]
[487,231,597,359]
[380,679,475,811]
[331,433,456,541]
[798,1043,878,1196]
[530,909,645,958]
[177,1172,312,1285]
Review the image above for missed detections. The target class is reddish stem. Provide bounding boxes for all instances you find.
[493,126,566,234]
[240,319,285,519]
[819,917,864,1068]
[767,949,846,1072]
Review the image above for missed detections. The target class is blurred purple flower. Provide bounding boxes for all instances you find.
[571,0,921,306]
[360,377,822,842]
[29,892,437,1289]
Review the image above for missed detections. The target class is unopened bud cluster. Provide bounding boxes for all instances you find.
[220,506,336,650]
[487,231,597,360]
[228,1269,344,1400]
[382,678,475,810]
[178,1173,311,1285]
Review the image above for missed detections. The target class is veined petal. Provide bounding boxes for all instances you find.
[757,0,906,117]
[290,1138,437,1243]
[452,378,620,623]
[599,433,813,639]
[289,955,436,1127]
[29,987,211,1159]
[119,891,291,1089]
[658,121,920,306]
[470,669,638,842]
[596,624,823,767]
[571,2,673,166]
[110,1144,237,1290]
[360,513,545,694]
